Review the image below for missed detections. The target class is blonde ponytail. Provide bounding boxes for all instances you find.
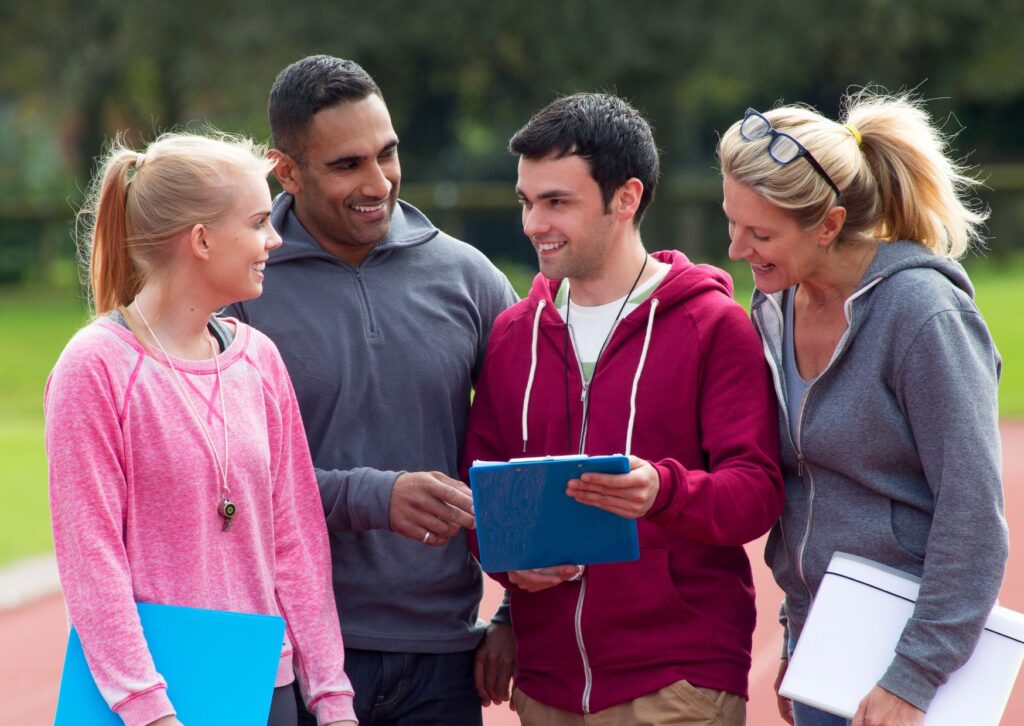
[845,91,987,258]
[78,145,145,314]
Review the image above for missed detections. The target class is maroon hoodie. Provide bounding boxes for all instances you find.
[463,250,783,714]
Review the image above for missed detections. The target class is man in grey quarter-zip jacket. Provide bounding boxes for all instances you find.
[226,55,518,726]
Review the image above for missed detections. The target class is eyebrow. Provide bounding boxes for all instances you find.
[248,209,272,221]
[325,139,399,169]
[516,187,577,200]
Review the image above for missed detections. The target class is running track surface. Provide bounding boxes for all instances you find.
[3,421,1022,725]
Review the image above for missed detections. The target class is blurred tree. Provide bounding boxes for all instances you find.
[0,0,1021,265]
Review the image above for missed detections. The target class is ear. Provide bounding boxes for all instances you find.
[189,223,212,260]
[612,178,644,222]
[269,149,302,194]
[817,205,847,248]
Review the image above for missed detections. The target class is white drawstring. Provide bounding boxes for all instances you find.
[625,298,659,456]
[522,299,546,451]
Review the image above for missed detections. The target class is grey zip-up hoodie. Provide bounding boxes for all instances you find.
[227,194,517,652]
[751,240,1007,711]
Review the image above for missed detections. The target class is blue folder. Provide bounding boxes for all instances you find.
[54,602,286,725]
[469,454,640,572]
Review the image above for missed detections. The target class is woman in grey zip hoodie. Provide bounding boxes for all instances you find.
[717,91,1007,726]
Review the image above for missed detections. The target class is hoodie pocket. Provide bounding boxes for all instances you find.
[585,549,700,667]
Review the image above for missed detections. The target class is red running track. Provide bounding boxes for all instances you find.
[4,421,1023,725]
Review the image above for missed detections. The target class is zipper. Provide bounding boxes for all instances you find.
[563,318,613,710]
[568,320,622,455]
[574,574,593,713]
[765,281,882,599]
[353,268,378,335]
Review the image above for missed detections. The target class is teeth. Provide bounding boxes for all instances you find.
[353,202,385,213]
[538,241,566,252]
[254,262,266,271]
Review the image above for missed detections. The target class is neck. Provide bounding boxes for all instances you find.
[569,242,655,307]
[131,283,217,360]
[799,240,878,308]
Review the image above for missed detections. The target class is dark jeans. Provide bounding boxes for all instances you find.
[295,647,482,726]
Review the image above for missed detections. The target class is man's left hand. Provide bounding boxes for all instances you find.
[474,622,516,707]
[852,685,925,726]
[566,455,659,518]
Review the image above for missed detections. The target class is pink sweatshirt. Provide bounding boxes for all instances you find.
[45,317,356,725]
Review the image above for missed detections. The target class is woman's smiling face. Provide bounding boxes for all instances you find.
[722,174,829,294]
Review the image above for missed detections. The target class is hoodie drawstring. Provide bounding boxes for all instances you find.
[522,300,546,452]
[520,296,659,457]
[624,299,658,456]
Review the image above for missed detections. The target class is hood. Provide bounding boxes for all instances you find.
[518,248,736,455]
[266,192,439,266]
[752,239,974,315]
[525,249,734,310]
[861,240,974,298]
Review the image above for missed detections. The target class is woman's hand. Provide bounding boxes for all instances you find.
[146,717,183,726]
[852,685,925,726]
[773,658,794,724]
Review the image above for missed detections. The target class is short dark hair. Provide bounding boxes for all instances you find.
[268,55,381,161]
[509,93,660,226]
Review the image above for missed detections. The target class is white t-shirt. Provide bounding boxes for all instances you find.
[554,264,669,381]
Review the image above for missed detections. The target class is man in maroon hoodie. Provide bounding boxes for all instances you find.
[462,93,784,725]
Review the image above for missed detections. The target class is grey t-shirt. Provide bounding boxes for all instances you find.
[782,287,814,445]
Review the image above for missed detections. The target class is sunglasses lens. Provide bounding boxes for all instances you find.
[769,134,801,164]
[740,114,771,141]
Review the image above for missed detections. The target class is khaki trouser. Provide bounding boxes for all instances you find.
[512,680,746,726]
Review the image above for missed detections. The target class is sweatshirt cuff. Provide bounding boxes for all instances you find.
[113,684,174,726]
[308,691,358,724]
[491,590,512,625]
[645,462,675,519]
[878,652,942,712]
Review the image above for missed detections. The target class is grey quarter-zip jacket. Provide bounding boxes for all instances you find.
[227,193,517,653]
[751,240,1007,711]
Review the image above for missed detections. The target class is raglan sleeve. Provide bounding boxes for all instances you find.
[263,343,357,724]
[45,338,176,726]
[878,303,1007,711]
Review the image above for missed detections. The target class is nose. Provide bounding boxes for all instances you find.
[522,205,547,240]
[361,161,393,200]
[727,227,748,262]
[267,221,283,251]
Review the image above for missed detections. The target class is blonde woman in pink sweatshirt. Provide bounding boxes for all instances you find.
[44,132,357,726]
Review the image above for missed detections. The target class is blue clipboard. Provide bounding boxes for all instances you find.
[469,454,640,572]
[54,602,286,725]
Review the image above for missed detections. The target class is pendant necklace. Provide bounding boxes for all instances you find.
[133,301,236,532]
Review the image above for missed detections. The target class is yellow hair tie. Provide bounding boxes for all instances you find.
[844,123,862,147]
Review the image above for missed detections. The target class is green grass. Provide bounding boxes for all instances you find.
[0,257,1020,565]
[970,259,1024,415]
[0,288,90,566]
